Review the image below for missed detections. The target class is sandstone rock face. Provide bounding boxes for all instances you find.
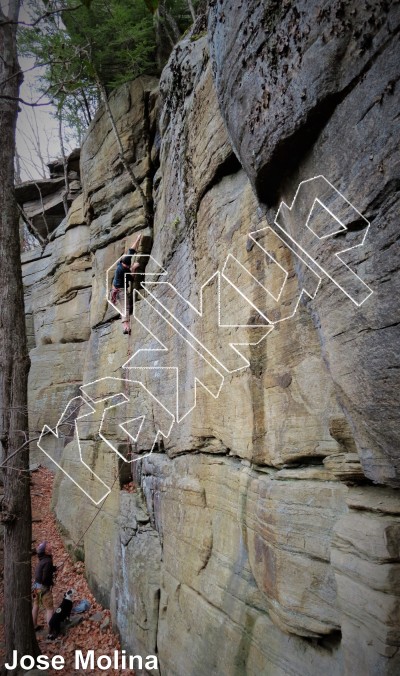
[22,198,91,461]
[23,5,400,676]
[208,0,400,488]
[332,487,400,676]
[142,454,345,676]
[112,491,162,660]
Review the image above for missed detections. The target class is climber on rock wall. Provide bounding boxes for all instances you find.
[111,232,142,334]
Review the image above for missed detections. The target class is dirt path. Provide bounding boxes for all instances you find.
[1,467,135,675]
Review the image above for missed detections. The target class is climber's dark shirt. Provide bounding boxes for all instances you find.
[34,553,55,588]
[112,248,136,288]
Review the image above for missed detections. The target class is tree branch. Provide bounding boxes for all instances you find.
[0,61,63,89]
[0,4,84,28]
[17,204,46,247]
[0,94,52,106]
[34,180,51,239]
[0,412,79,470]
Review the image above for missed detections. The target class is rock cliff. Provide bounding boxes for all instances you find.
[22,3,399,675]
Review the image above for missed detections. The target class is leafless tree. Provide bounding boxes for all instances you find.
[0,0,40,664]
[57,106,69,216]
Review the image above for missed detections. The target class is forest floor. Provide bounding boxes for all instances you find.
[0,466,135,675]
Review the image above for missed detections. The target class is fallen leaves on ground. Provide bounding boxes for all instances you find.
[121,481,137,493]
[0,466,135,675]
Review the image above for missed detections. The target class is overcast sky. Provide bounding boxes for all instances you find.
[16,58,64,182]
[15,1,75,183]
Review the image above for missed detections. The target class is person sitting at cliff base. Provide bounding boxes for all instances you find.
[111,233,142,335]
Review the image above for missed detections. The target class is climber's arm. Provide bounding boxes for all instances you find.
[129,233,142,273]
[131,232,142,252]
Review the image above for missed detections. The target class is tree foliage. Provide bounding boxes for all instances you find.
[18,0,197,143]
[64,0,157,90]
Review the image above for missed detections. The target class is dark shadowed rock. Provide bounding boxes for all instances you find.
[209,0,400,488]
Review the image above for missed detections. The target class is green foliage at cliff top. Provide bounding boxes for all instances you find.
[62,0,157,90]
[18,0,196,140]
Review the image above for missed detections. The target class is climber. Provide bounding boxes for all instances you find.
[32,541,56,631]
[111,232,142,335]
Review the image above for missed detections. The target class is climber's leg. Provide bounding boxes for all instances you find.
[115,287,131,334]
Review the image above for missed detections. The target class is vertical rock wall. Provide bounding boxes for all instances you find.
[207,2,400,672]
[23,3,400,675]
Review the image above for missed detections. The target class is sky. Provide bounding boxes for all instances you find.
[14,1,75,182]
[16,57,65,182]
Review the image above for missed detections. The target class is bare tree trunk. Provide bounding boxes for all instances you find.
[187,0,196,22]
[58,107,69,217]
[0,0,40,665]
[14,147,22,185]
[154,8,175,54]
[160,1,181,43]
[17,204,45,248]
[26,89,48,178]
[80,88,92,125]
